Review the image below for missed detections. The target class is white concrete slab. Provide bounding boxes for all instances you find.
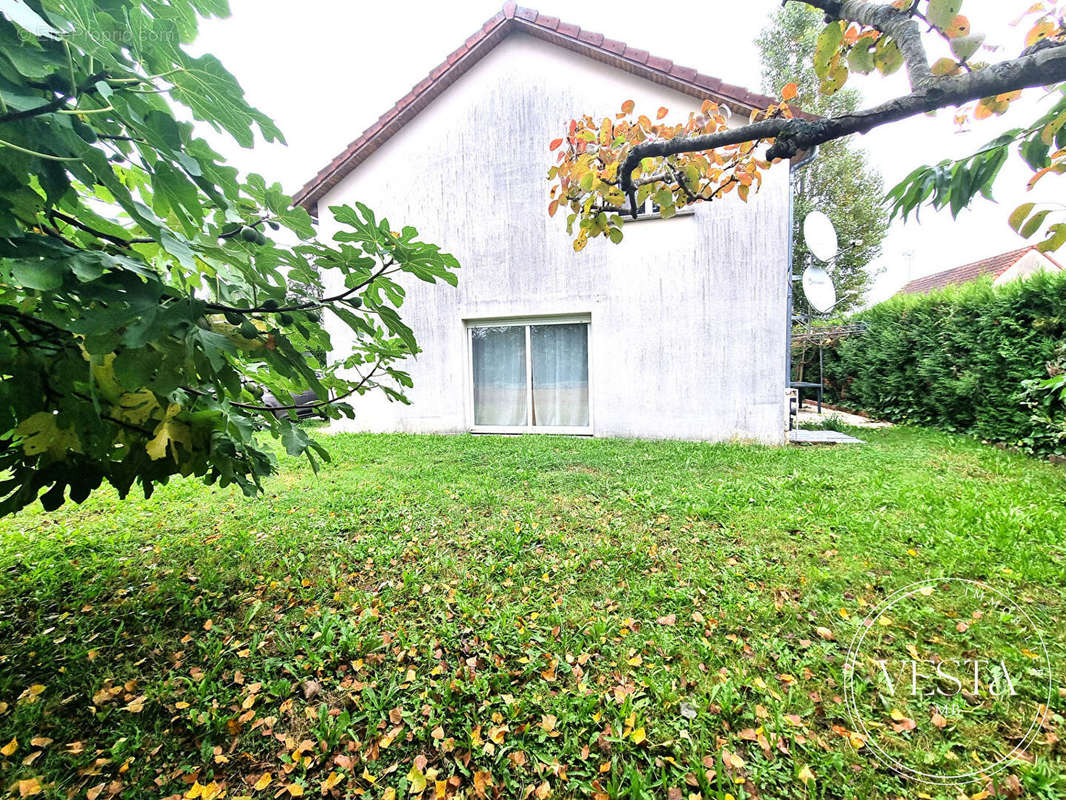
[789,430,866,445]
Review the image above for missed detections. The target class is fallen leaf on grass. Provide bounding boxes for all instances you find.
[407,764,427,795]
[890,708,917,732]
[472,771,492,798]
[18,685,45,705]
[320,772,343,792]
[487,725,508,745]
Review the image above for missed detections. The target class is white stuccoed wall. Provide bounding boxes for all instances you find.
[315,33,790,444]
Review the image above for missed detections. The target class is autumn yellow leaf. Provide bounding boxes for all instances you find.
[320,772,343,792]
[621,99,635,114]
[17,778,42,798]
[945,14,970,38]
[473,770,492,798]
[1027,18,1057,47]
[252,773,272,791]
[782,82,798,101]
[656,106,668,120]
[724,750,745,769]
[630,727,646,744]
[2,737,17,756]
[487,725,508,744]
[286,784,304,797]
[408,764,428,795]
[797,765,815,786]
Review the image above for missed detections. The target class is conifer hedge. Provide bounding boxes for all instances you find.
[812,271,1066,457]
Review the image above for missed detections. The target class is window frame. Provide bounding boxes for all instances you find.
[598,196,696,222]
[465,314,593,436]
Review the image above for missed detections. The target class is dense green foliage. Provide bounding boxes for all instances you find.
[757,5,888,314]
[0,1,458,516]
[1,431,1063,799]
[811,271,1066,456]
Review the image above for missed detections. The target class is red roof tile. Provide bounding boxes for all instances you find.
[293,4,787,211]
[897,247,1058,295]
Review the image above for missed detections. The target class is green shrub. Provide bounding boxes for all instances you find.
[811,271,1066,457]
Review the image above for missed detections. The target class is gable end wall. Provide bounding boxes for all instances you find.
[316,34,789,444]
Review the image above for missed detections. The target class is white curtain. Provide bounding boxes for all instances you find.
[472,326,527,426]
[531,323,589,427]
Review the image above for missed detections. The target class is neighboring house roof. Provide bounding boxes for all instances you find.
[897,247,1063,295]
[294,2,786,212]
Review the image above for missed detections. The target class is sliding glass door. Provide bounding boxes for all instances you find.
[469,318,591,433]
[472,326,527,427]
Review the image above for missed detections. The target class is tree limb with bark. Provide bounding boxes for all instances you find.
[548,0,1066,253]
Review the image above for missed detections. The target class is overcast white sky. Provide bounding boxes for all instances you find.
[194,1,1058,302]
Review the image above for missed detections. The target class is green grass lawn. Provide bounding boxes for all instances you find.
[0,428,1063,800]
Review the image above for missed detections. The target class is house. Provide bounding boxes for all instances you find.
[897,246,1063,296]
[296,4,798,444]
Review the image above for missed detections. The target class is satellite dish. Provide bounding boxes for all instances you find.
[803,211,839,262]
[802,265,837,314]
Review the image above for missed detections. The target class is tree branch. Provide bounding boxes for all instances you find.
[202,259,395,315]
[620,41,1066,191]
[0,72,109,124]
[798,0,933,91]
[48,210,154,247]
[184,363,382,413]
